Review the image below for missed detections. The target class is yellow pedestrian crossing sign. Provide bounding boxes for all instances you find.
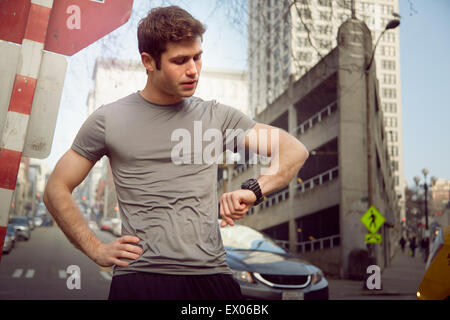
[361,206,385,233]
[365,233,382,244]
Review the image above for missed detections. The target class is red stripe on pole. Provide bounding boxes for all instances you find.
[23,3,52,43]
[0,149,22,190]
[8,75,37,115]
[0,225,7,262]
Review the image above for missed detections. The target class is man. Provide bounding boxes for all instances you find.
[44,6,309,300]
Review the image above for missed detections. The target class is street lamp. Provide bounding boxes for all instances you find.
[362,17,400,288]
[413,169,437,261]
[366,18,401,71]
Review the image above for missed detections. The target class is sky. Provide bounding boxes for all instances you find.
[45,0,450,189]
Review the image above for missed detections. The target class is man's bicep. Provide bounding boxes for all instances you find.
[48,149,95,192]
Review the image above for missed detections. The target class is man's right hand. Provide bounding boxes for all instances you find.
[91,235,143,268]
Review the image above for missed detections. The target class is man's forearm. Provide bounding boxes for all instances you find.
[257,130,309,197]
[44,184,101,261]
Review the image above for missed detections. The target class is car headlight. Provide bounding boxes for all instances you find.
[231,270,255,283]
[311,271,324,284]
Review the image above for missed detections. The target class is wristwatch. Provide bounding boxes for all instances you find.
[241,178,264,206]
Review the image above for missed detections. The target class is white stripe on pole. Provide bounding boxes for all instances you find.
[18,40,44,79]
[0,112,30,152]
[0,189,14,227]
[32,0,54,9]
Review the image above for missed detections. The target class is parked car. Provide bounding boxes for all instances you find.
[34,214,43,227]
[220,221,329,300]
[417,225,450,300]
[6,224,17,248]
[2,234,13,254]
[100,218,113,232]
[9,217,31,241]
[26,216,35,230]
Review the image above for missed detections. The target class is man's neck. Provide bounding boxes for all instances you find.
[139,85,183,105]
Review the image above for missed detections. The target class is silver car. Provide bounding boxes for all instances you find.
[9,217,31,241]
[220,222,329,300]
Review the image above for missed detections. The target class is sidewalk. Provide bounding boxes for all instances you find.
[327,250,427,300]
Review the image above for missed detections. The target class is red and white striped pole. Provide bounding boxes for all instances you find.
[0,0,53,262]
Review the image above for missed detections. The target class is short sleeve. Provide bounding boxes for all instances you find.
[71,106,108,162]
[213,102,256,152]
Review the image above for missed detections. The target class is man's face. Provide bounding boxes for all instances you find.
[148,37,203,103]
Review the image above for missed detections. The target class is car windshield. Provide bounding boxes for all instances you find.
[220,224,286,254]
[7,225,15,232]
[11,217,28,225]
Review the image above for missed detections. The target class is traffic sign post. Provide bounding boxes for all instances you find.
[0,0,54,262]
[365,233,382,244]
[0,0,134,262]
[361,206,386,234]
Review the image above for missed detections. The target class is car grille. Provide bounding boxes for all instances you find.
[253,273,311,289]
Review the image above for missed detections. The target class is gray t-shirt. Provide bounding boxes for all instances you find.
[72,92,256,276]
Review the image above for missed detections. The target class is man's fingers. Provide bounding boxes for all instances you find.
[112,258,130,268]
[118,250,141,261]
[119,243,143,255]
[118,235,140,244]
[231,193,244,211]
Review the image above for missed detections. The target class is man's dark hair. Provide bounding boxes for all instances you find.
[138,6,206,70]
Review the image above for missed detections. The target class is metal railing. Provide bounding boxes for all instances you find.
[247,166,339,215]
[233,101,338,178]
[296,167,339,194]
[275,234,340,253]
[295,101,338,136]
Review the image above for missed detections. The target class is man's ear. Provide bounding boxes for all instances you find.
[141,52,155,73]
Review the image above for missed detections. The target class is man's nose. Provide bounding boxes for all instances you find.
[186,59,197,76]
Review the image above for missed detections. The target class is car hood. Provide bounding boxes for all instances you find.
[225,249,316,275]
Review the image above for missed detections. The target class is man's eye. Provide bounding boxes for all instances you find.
[194,55,202,61]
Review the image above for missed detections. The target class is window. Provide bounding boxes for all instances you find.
[300,8,312,20]
[318,39,332,50]
[389,146,398,157]
[317,25,332,36]
[381,46,396,57]
[383,102,397,113]
[318,0,331,7]
[297,51,312,62]
[384,116,398,128]
[387,130,398,142]
[382,74,396,85]
[382,60,396,70]
[391,160,399,171]
[296,36,309,47]
[382,88,397,99]
[319,11,331,21]
[382,32,396,43]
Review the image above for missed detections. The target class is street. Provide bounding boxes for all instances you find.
[0,225,114,300]
[1,221,428,300]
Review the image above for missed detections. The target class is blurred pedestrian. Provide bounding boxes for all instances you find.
[43,6,309,300]
[420,238,429,262]
[399,237,406,253]
[409,237,417,258]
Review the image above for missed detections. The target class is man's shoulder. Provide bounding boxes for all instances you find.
[103,92,139,109]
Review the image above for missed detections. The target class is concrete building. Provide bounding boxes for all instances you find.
[248,0,405,222]
[223,18,401,278]
[431,179,450,227]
